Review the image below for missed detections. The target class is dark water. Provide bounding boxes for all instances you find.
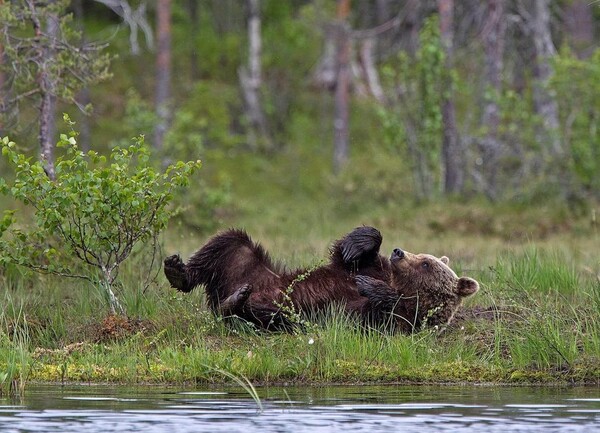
[1,384,599,432]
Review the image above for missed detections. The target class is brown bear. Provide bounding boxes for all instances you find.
[163,226,479,333]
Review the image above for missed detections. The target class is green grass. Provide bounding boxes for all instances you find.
[1,193,600,390]
[0,294,30,396]
[1,244,599,389]
[1,131,600,391]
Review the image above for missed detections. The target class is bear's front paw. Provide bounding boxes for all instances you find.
[356,275,399,311]
[355,275,380,297]
[355,275,397,302]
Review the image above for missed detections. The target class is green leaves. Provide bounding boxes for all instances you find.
[377,15,446,200]
[0,130,201,314]
[0,1,112,139]
[550,48,600,191]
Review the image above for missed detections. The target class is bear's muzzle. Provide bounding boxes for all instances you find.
[391,248,405,261]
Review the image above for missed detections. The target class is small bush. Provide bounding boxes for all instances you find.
[0,118,201,314]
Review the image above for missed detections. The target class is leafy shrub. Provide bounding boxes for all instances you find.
[0,118,201,315]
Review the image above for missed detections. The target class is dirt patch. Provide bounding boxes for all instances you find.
[91,315,152,342]
[451,305,524,326]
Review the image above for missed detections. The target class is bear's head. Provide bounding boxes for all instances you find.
[389,248,479,331]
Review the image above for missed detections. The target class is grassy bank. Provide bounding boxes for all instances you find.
[1,137,600,394]
[1,206,599,394]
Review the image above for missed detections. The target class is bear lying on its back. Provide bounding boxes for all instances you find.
[163,226,479,333]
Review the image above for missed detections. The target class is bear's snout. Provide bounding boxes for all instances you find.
[391,248,405,261]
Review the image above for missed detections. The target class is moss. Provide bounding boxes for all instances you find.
[18,346,598,386]
[508,370,560,384]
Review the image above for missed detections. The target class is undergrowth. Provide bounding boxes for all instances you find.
[0,247,599,391]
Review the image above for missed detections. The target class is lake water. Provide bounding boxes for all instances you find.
[0,384,599,432]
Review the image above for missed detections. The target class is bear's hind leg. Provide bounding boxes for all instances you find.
[164,254,192,292]
[220,284,253,315]
[338,226,383,265]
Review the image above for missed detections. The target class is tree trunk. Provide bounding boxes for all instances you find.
[0,24,5,134]
[480,0,505,200]
[438,0,462,195]
[0,0,4,133]
[188,0,200,80]
[374,0,390,56]
[357,38,384,103]
[403,0,420,56]
[39,88,56,179]
[239,0,271,150]
[531,0,561,157]
[375,0,390,26]
[72,0,91,151]
[312,24,337,90]
[154,0,171,150]
[101,268,124,316]
[564,0,594,59]
[39,1,58,180]
[333,0,351,174]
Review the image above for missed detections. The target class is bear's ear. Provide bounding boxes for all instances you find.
[440,256,450,265]
[455,277,479,297]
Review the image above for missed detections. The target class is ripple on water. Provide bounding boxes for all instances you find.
[0,385,597,433]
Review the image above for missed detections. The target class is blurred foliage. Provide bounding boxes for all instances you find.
[0,0,599,232]
[377,16,445,200]
[165,81,244,155]
[551,47,600,195]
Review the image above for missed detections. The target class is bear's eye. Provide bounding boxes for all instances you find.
[421,261,430,270]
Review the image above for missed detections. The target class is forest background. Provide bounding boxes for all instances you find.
[0,0,599,389]
[2,0,600,207]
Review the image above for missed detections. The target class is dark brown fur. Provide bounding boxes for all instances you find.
[164,227,478,332]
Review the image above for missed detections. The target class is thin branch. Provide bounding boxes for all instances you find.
[351,10,406,40]
[93,0,153,54]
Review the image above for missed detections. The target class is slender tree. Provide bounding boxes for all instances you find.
[402,0,421,55]
[187,0,199,80]
[0,1,5,134]
[239,0,271,150]
[333,0,351,174]
[0,0,111,178]
[154,0,171,150]
[530,0,561,157]
[357,37,384,103]
[33,0,59,179]
[480,0,505,200]
[564,0,594,59]
[72,0,91,151]
[438,0,462,194]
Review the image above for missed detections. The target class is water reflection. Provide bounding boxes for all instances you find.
[0,385,598,432]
